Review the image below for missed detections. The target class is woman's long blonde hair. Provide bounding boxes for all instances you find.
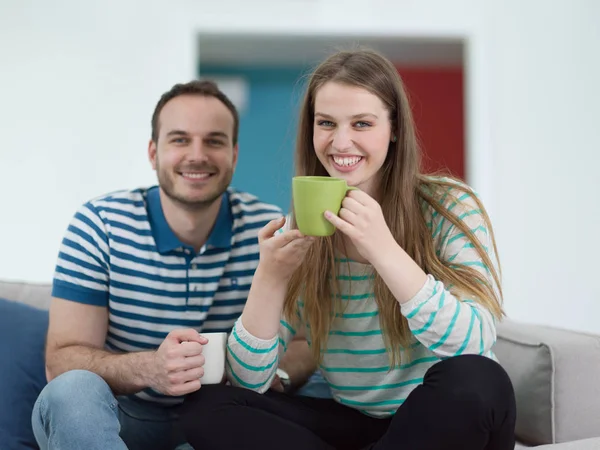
[284,49,503,366]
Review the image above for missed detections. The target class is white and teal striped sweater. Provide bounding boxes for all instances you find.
[226,182,499,418]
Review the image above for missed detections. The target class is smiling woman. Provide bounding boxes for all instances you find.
[313,83,393,195]
[180,49,516,450]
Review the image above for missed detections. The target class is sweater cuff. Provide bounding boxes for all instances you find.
[233,318,279,352]
[400,274,437,317]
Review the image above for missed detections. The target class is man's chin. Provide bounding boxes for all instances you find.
[176,193,222,209]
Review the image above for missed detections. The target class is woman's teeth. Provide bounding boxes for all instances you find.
[332,156,362,167]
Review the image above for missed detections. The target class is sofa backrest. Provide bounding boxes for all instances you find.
[0,279,52,310]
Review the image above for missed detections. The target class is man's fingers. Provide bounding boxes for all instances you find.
[166,328,206,345]
[179,354,205,370]
[179,342,204,357]
[169,379,201,396]
[270,375,284,392]
[178,366,205,383]
[259,217,286,242]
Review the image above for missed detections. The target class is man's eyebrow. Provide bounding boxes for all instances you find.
[206,131,229,139]
[166,129,189,137]
[315,112,379,119]
[165,130,230,139]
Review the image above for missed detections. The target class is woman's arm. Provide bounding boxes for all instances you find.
[226,315,296,393]
[374,195,498,358]
[225,217,314,392]
[325,188,498,359]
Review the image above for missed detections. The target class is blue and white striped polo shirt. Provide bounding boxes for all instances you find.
[52,185,282,403]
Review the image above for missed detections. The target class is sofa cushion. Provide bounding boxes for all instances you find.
[495,319,600,446]
[0,298,49,449]
[526,437,600,449]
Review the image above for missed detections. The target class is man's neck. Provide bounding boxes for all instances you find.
[159,189,223,253]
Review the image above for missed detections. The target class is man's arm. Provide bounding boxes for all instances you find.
[46,298,208,396]
[278,337,317,390]
[270,323,316,392]
[45,297,157,395]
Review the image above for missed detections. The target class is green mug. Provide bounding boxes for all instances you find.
[292,176,357,236]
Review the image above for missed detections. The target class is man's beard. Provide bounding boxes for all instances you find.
[156,161,233,211]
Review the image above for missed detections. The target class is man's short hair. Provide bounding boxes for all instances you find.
[151,80,239,145]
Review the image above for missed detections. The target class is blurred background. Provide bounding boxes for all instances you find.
[0,0,598,333]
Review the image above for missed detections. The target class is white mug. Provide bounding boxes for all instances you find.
[199,332,228,384]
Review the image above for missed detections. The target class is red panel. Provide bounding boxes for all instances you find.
[396,66,465,180]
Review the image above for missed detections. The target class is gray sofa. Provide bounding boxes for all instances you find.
[1,278,599,449]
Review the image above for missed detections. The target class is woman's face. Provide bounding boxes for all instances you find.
[312,82,393,197]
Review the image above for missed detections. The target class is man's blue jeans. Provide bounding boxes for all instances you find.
[32,369,331,450]
[31,370,193,450]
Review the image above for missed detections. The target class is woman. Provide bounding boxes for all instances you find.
[180,49,516,450]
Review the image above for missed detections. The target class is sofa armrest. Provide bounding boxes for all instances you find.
[496,319,600,445]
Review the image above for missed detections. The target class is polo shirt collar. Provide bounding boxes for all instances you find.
[146,186,233,254]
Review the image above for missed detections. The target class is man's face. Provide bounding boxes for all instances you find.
[148,95,238,210]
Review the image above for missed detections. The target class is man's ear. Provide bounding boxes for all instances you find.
[232,143,239,170]
[148,139,157,170]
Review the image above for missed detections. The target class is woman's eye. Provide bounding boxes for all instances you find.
[317,120,335,127]
[354,121,371,128]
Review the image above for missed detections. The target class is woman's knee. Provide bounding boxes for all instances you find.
[425,355,515,410]
[180,385,251,421]
[179,385,252,440]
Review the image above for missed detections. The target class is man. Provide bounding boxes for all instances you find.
[31,80,316,450]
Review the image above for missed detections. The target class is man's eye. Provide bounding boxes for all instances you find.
[207,139,225,146]
[171,138,188,144]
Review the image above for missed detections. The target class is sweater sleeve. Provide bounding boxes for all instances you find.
[400,187,499,358]
[226,316,297,393]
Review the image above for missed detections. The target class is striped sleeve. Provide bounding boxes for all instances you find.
[226,316,296,393]
[51,202,110,306]
[400,189,497,358]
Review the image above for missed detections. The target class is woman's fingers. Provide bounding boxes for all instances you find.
[258,217,286,242]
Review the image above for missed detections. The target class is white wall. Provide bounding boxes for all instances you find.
[486,0,600,333]
[0,0,197,282]
[1,0,598,333]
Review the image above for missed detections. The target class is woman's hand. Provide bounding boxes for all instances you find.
[257,217,314,283]
[324,190,396,265]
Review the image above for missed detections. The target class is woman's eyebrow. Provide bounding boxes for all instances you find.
[314,112,379,119]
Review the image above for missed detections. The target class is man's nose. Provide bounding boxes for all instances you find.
[188,140,209,162]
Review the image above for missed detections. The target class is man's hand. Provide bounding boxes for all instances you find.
[150,328,208,396]
[269,338,316,393]
[269,373,286,393]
